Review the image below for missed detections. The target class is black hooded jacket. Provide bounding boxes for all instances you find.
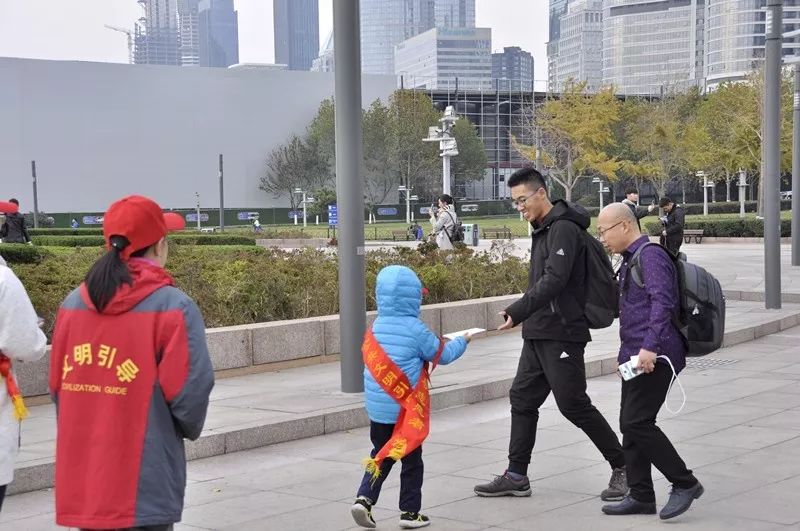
[0,212,30,243]
[505,200,591,343]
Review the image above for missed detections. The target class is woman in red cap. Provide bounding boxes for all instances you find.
[49,195,214,531]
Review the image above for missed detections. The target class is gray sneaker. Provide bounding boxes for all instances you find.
[600,466,628,501]
[474,471,532,497]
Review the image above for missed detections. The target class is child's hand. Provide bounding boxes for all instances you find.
[463,333,473,343]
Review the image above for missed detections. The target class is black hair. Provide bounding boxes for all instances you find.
[8,198,19,206]
[438,194,454,205]
[84,235,148,312]
[624,187,639,196]
[659,196,673,208]
[507,167,547,192]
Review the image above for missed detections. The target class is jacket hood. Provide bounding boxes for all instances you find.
[375,265,422,318]
[79,258,174,315]
[538,200,591,231]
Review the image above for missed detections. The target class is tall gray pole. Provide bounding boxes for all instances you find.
[218,154,225,232]
[764,0,782,308]
[31,160,39,229]
[793,64,800,266]
[334,0,366,393]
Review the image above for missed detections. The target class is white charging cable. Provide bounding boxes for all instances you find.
[656,355,686,415]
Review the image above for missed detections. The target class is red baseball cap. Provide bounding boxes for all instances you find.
[0,201,19,214]
[103,195,185,260]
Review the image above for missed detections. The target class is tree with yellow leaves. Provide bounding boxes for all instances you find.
[513,81,621,201]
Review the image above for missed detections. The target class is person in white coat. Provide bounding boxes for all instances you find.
[0,254,47,511]
[429,194,458,250]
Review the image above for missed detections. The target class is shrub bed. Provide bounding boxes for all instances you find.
[29,234,257,247]
[7,243,528,339]
[0,244,52,264]
[645,218,792,237]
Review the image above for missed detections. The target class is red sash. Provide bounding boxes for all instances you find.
[361,328,445,481]
[0,353,28,420]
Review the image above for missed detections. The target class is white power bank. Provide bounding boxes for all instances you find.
[443,328,486,340]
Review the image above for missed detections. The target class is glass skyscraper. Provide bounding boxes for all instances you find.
[198,0,239,68]
[706,0,800,88]
[602,0,705,95]
[549,0,603,92]
[273,0,319,71]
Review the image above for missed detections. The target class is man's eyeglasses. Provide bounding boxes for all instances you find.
[510,189,540,208]
[597,220,624,239]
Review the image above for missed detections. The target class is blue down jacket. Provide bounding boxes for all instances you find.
[364,265,467,424]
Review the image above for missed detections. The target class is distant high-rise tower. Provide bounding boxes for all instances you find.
[177,0,200,66]
[602,0,705,95]
[492,46,533,91]
[547,0,570,90]
[134,0,181,66]
[549,0,603,92]
[273,0,319,70]
[198,0,239,67]
[360,0,475,76]
[435,0,475,29]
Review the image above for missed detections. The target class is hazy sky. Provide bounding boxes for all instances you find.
[0,0,549,80]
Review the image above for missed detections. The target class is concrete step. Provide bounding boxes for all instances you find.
[9,299,800,495]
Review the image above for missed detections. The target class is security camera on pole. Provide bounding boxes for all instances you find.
[294,188,315,228]
[697,170,712,216]
[398,185,412,224]
[423,105,459,195]
[592,177,609,209]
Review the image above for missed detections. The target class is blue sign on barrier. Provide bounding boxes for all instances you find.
[328,204,338,226]
[82,216,103,225]
[377,207,398,216]
[186,213,210,222]
[237,212,260,221]
[288,210,303,219]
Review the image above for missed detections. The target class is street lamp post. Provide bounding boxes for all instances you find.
[423,105,459,195]
[410,195,418,222]
[195,192,201,230]
[592,177,608,210]
[697,171,712,216]
[398,185,412,224]
[764,0,783,308]
[738,170,748,219]
[294,188,314,228]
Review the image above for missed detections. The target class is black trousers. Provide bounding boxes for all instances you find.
[0,484,6,513]
[356,421,424,513]
[621,363,698,503]
[508,339,625,475]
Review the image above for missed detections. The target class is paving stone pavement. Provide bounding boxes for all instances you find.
[4,325,799,530]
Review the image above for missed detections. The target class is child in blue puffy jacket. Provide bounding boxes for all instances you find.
[351,265,470,529]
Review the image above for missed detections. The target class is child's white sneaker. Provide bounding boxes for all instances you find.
[351,496,377,529]
[399,511,430,528]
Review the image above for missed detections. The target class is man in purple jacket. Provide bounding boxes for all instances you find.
[597,203,704,521]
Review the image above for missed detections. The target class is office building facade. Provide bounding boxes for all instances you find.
[395,27,492,90]
[492,46,534,91]
[274,0,319,71]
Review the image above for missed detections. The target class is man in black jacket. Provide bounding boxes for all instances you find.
[622,188,655,229]
[658,197,685,255]
[0,199,31,244]
[474,168,626,501]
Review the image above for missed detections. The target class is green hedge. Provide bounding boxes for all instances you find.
[9,243,528,338]
[0,244,52,264]
[29,234,257,247]
[28,228,104,236]
[31,235,105,247]
[645,219,792,237]
[167,234,256,246]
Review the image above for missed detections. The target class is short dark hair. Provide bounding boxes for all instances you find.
[438,194,454,205]
[659,196,673,208]
[507,167,547,192]
[8,198,19,206]
[624,187,638,196]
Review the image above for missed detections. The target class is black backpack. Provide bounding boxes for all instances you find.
[629,243,725,357]
[444,212,465,243]
[545,220,620,329]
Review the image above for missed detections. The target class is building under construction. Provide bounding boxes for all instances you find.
[134,0,181,66]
